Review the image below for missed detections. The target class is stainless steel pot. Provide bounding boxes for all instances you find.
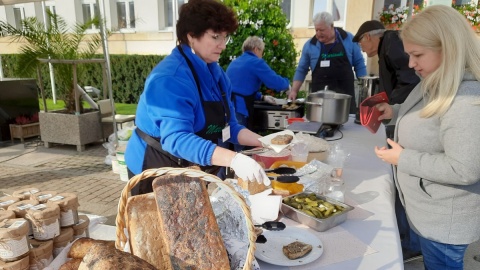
[355,76,380,123]
[305,90,352,125]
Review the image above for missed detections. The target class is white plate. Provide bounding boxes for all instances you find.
[258,130,298,153]
[255,227,324,266]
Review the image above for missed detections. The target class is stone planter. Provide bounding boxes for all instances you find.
[9,122,41,143]
[39,110,102,152]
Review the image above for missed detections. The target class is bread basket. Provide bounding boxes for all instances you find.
[115,167,256,270]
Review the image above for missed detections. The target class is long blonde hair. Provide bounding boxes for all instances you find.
[401,5,480,117]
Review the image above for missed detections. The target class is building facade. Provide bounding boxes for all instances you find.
[0,0,383,56]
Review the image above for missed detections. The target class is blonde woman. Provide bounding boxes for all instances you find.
[374,5,480,269]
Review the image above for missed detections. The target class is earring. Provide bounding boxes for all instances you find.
[191,43,195,54]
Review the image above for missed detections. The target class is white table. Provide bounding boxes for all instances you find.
[258,115,403,270]
[65,116,403,270]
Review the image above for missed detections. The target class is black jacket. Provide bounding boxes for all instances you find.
[378,31,420,104]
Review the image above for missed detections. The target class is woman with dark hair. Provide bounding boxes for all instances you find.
[125,0,270,195]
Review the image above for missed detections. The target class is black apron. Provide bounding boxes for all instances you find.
[130,45,231,195]
[231,92,255,129]
[311,32,356,114]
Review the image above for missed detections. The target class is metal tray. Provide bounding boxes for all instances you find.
[280,192,354,232]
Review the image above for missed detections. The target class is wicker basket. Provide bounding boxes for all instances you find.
[115,167,256,270]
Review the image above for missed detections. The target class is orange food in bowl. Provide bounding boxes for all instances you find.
[271,180,304,195]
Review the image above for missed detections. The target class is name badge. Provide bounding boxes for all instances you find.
[320,60,330,67]
[222,125,231,142]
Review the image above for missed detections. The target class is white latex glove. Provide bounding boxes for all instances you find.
[230,153,271,186]
[263,95,277,105]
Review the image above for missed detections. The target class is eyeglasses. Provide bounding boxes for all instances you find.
[205,31,231,45]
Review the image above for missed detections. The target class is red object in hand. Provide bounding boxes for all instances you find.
[360,92,389,133]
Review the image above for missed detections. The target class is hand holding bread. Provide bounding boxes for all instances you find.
[230,153,271,186]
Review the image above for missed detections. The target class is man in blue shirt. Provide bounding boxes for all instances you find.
[288,12,366,113]
[226,35,290,148]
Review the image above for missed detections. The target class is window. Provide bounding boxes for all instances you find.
[166,0,185,28]
[281,0,292,25]
[117,0,135,29]
[44,3,56,29]
[383,0,425,8]
[311,0,347,28]
[13,6,25,30]
[82,1,99,30]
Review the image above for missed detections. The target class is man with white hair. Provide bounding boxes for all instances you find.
[288,12,366,114]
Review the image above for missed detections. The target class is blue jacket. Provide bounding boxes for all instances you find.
[125,44,245,174]
[226,51,290,117]
[293,28,367,82]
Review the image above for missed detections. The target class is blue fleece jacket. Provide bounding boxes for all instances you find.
[293,28,367,82]
[226,51,290,117]
[125,44,245,174]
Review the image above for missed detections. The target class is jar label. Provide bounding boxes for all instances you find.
[49,196,65,202]
[31,204,47,211]
[22,189,39,195]
[0,236,29,260]
[38,194,53,200]
[60,210,76,226]
[33,219,60,240]
[16,203,34,210]
[0,200,15,206]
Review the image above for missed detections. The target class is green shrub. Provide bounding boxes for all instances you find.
[220,0,297,97]
[1,53,165,104]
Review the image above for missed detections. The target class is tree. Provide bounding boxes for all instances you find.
[220,0,297,96]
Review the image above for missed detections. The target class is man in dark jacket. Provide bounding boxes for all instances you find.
[354,20,422,261]
[353,20,419,107]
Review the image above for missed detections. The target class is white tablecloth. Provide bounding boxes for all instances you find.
[55,116,403,270]
[258,115,403,270]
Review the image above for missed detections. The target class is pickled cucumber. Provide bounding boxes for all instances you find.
[283,193,345,219]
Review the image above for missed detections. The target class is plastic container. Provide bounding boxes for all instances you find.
[116,149,129,182]
[291,142,309,162]
[253,149,291,169]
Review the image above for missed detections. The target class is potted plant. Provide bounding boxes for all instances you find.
[9,113,40,143]
[0,11,106,151]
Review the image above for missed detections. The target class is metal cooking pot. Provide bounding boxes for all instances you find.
[355,76,380,123]
[305,90,352,125]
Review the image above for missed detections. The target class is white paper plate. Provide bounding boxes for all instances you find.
[255,227,324,266]
[258,130,298,153]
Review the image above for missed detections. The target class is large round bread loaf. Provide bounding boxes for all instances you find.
[77,243,157,270]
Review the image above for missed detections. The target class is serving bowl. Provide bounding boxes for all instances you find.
[280,192,354,232]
